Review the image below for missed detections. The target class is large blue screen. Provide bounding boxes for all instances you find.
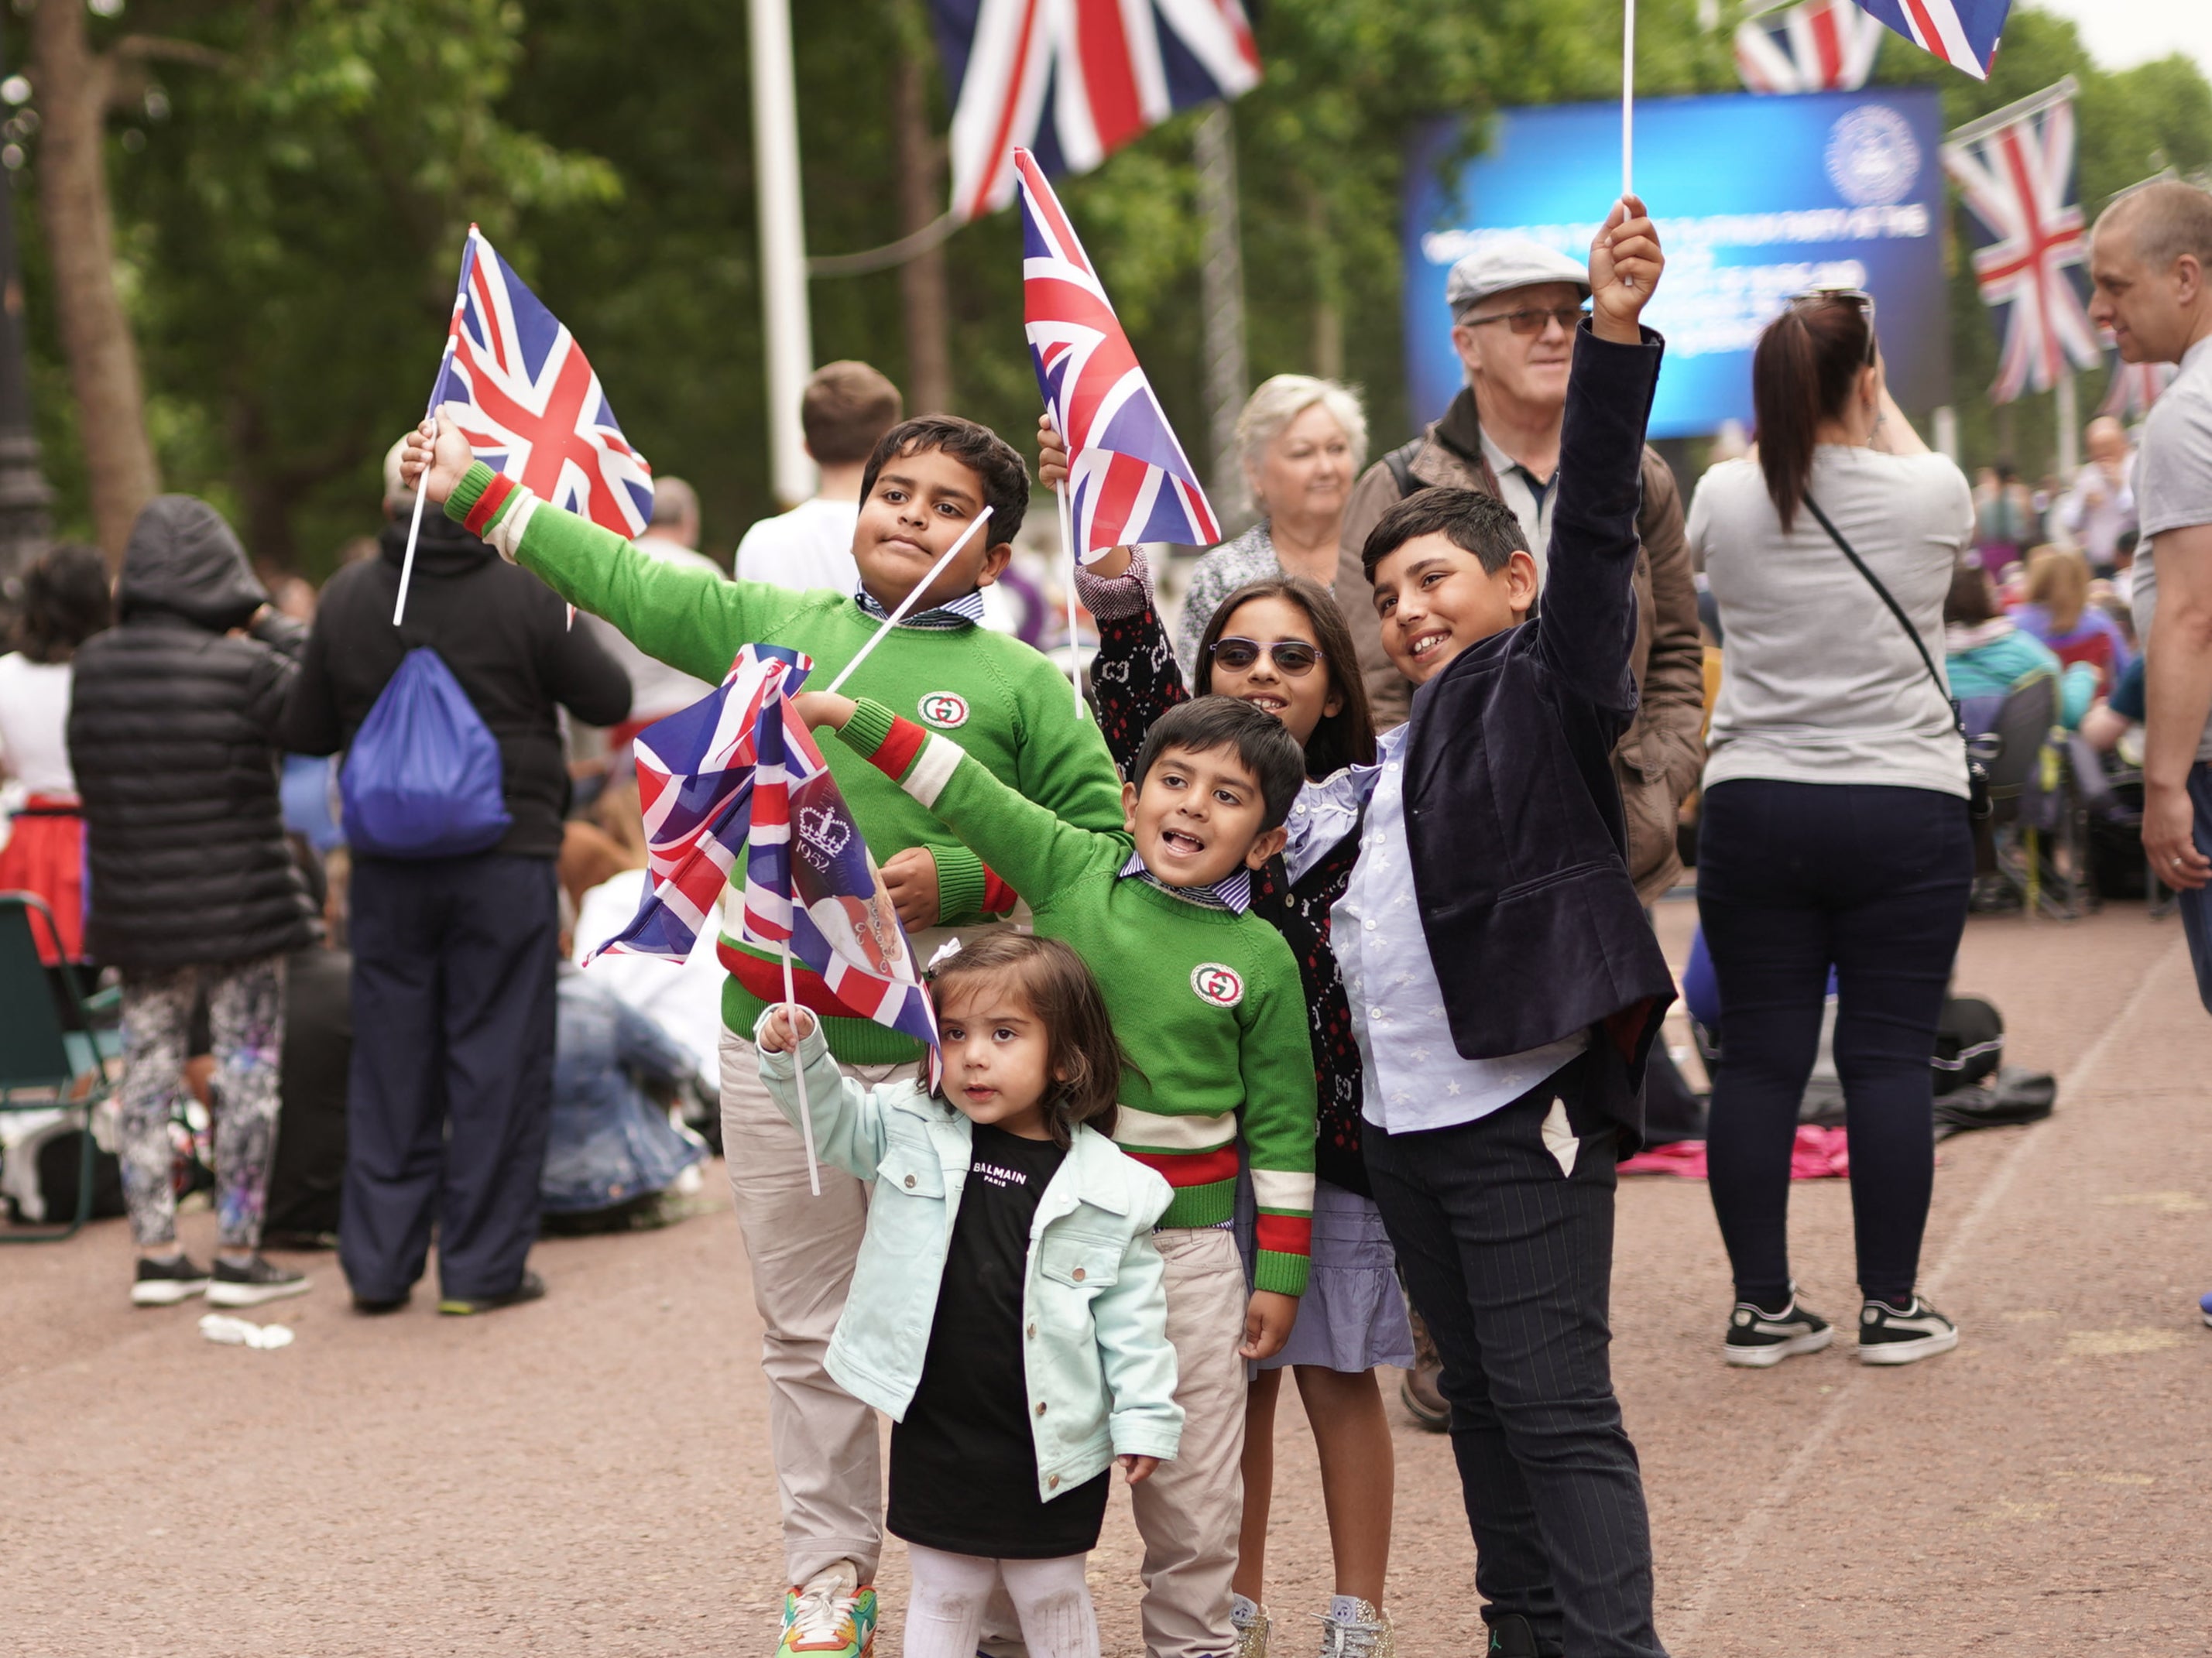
[1403,89,1949,440]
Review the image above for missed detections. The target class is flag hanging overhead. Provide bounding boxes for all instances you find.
[2099,352,2174,421]
[593,644,940,1063]
[935,0,1260,224]
[1734,0,1885,94]
[434,226,654,539]
[1017,149,1220,559]
[1942,81,2101,404]
[1853,0,2010,81]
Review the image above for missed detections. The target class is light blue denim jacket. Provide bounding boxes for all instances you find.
[756,1018,1184,1502]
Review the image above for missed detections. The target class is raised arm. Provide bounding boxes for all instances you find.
[753,1012,897,1180]
[1074,546,1192,776]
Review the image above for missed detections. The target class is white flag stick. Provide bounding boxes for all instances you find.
[780,936,822,1198]
[395,231,478,627]
[822,505,995,696]
[1621,0,1637,200]
[1058,481,1084,718]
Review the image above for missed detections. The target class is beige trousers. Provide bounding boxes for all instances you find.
[1130,1227,1250,1658]
[719,1026,907,1586]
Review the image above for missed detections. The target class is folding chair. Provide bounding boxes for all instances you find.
[1,892,120,1241]
[1966,674,2072,919]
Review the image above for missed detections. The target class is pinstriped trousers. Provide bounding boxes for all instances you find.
[1366,1059,1668,1658]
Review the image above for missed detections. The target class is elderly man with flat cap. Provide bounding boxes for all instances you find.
[1336,238,1703,896]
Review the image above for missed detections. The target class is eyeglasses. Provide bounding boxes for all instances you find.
[1791,286,1879,364]
[1459,303,1590,337]
[1208,637,1325,677]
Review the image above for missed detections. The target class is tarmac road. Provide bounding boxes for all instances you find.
[4,902,2207,1656]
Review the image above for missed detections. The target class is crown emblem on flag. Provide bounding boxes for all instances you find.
[799,804,853,867]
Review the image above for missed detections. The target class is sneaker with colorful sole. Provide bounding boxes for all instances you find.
[777,1579,876,1658]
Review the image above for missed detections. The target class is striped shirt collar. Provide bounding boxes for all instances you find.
[1117,849,1253,914]
[853,585,987,630]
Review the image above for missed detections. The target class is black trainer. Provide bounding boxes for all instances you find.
[206,1255,311,1308]
[1485,1612,1542,1657]
[131,1253,212,1307]
[438,1268,547,1317]
[1723,1293,1835,1368]
[352,1289,411,1316]
[1857,1295,1959,1365]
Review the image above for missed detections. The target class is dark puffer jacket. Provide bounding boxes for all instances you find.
[67,496,320,972]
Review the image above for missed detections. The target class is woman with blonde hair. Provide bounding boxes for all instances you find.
[2015,543,2132,693]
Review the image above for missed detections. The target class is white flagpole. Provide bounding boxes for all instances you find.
[1621,0,1637,202]
[821,505,995,696]
[780,937,823,1197]
[749,0,818,509]
[1058,483,1084,718]
[395,233,477,627]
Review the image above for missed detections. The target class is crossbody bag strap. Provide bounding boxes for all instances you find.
[1800,492,1962,736]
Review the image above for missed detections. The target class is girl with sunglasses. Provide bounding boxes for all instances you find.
[1048,414,1403,1656]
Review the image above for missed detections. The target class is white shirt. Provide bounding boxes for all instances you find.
[583,535,725,723]
[734,497,862,594]
[1298,725,1586,1135]
[0,653,77,795]
[2058,456,2135,565]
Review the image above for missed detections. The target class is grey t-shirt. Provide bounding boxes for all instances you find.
[2129,334,2212,761]
[1689,445,1974,796]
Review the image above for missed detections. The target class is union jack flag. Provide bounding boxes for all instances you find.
[1854,0,2009,80]
[1019,150,1219,560]
[1734,0,1884,94]
[432,225,653,539]
[1942,91,2102,403]
[935,0,1260,224]
[2098,352,2174,421]
[590,644,939,1061]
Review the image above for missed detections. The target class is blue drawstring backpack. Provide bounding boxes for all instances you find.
[341,646,512,858]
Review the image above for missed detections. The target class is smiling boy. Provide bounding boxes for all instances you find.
[1279,199,1678,1658]
[405,410,1126,1658]
[794,687,1315,1658]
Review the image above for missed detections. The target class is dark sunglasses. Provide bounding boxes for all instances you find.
[1791,285,1879,364]
[1460,303,1591,337]
[1208,636,1325,677]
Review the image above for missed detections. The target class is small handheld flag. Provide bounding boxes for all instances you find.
[1854,0,2010,81]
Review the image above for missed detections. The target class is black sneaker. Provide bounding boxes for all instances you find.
[131,1254,212,1307]
[1723,1293,1834,1368]
[352,1290,411,1316]
[1857,1295,1959,1365]
[438,1268,547,1317]
[206,1255,311,1308]
[1484,1612,1542,1657]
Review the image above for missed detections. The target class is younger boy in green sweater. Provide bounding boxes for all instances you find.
[404,410,1124,1658]
[793,687,1317,1658]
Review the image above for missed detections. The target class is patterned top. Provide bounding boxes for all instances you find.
[1172,522,1281,674]
[1080,551,1372,1197]
[1117,850,1253,914]
[855,585,989,630]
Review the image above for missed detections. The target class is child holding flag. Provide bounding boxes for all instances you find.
[755,933,1181,1658]
[791,687,1315,1658]
[403,411,1125,1658]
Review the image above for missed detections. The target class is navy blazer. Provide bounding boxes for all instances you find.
[1401,323,1677,1139]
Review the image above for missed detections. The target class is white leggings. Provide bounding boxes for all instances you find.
[903,1544,1099,1658]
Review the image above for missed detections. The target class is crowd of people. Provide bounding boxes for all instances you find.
[4,178,2211,1658]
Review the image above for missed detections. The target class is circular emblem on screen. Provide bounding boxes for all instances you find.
[1190,963,1244,1009]
[918,691,970,729]
[1826,104,1921,208]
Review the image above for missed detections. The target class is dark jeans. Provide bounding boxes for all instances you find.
[1366,1059,1666,1658]
[341,852,558,1302]
[1696,779,1973,1307]
[2173,762,2212,1013]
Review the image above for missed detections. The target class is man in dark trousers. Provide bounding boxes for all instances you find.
[280,444,630,1314]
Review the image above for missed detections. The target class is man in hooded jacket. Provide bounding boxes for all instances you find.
[280,448,629,1315]
[68,495,323,1309]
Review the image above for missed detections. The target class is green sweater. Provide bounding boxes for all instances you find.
[839,697,1318,1296]
[447,462,1125,1064]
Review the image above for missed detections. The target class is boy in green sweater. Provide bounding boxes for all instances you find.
[792,687,1317,1658]
[405,410,1124,1658]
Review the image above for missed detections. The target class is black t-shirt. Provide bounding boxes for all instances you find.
[887,1123,1110,1558]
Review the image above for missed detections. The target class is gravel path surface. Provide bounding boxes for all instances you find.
[6,903,2207,1656]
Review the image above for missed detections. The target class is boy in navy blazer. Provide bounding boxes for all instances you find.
[1283,197,1675,1657]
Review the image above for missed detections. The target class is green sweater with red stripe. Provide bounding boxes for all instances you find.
[445,462,1126,1064]
[839,697,1317,1295]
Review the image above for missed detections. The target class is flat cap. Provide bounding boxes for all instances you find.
[1445,239,1591,317]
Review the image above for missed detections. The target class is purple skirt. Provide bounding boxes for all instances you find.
[1234,1173,1414,1375]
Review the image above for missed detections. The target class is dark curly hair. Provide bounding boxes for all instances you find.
[10,543,111,663]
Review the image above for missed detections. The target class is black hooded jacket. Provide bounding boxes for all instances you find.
[278,510,631,859]
[67,495,321,971]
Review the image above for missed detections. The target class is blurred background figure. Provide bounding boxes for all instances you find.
[735,359,903,594]
[2059,416,2138,579]
[2014,544,2133,697]
[1973,461,2038,581]
[587,474,724,755]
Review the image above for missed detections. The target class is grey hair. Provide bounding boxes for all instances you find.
[650,474,701,531]
[1234,375,1368,514]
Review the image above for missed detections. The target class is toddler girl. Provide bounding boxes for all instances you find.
[756,932,1181,1658]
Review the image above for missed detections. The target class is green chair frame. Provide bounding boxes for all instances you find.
[0,891,119,1242]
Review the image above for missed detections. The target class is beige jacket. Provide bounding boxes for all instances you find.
[1331,389,1706,901]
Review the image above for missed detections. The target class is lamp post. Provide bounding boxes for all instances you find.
[0,39,52,591]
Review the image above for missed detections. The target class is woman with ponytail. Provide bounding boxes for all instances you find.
[1685,291,1977,1371]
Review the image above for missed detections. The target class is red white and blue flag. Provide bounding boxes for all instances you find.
[1942,89,2102,403]
[1018,149,1219,559]
[935,0,1260,224]
[433,225,653,539]
[591,644,939,1061]
[2099,353,2174,421]
[1734,0,1885,94]
[1854,0,2009,80]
